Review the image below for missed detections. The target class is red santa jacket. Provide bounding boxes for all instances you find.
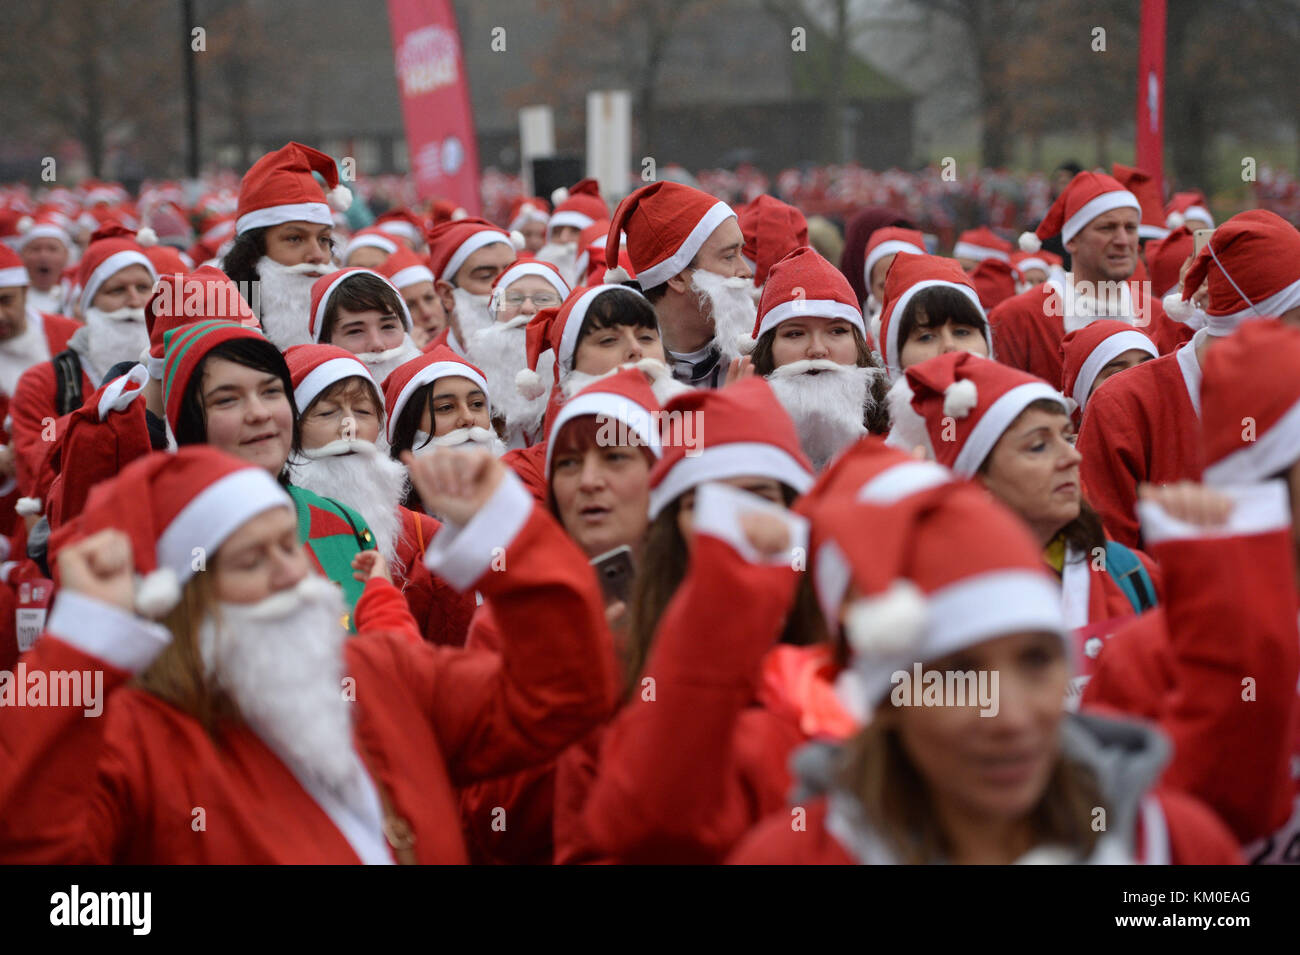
[502,441,549,504]
[9,322,96,500]
[390,505,476,647]
[987,280,1171,391]
[0,475,613,863]
[1082,483,1300,850]
[1076,337,1204,548]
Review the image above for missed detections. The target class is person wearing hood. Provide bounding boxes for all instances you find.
[729,468,1242,864]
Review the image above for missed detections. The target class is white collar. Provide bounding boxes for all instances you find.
[1174,328,1208,419]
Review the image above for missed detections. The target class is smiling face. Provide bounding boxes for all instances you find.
[550,417,653,558]
[887,631,1069,830]
[92,264,155,312]
[199,356,295,476]
[977,405,1081,545]
[770,315,860,368]
[264,220,335,268]
[418,374,491,437]
[213,505,310,604]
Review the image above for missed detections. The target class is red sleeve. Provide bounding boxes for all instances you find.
[987,299,1029,375]
[354,575,422,644]
[579,532,800,864]
[501,443,549,505]
[378,477,613,785]
[726,799,853,865]
[1077,383,1145,549]
[1158,789,1245,864]
[10,362,62,499]
[1082,610,1175,722]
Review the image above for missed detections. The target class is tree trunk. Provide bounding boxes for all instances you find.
[79,7,104,176]
[823,0,849,163]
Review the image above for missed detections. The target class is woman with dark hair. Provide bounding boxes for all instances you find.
[223,142,350,349]
[162,319,375,624]
[745,247,890,470]
[891,351,1159,673]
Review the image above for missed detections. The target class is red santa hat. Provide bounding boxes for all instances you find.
[1059,319,1158,413]
[373,209,425,248]
[340,227,399,263]
[145,266,259,381]
[970,257,1018,310]
[377,245,435,291]
[1145,225,1195,299]
[45,365,153,530]
[188,215,236,265]
[308,268,412,343]
[809,473,1064,713]
[750,247,864,352]
[875,251,987,379]
[284,343,380,414]
[49,446,294,618]
[1172,210,1300,337]
[161,319,271,430]
[0,244,30,288]
[737,195,808,286]
[1009,249,1063,280]
[952,227,1012,263]
[428,198,468,226]
[545,367,664,477]
[508,197,551,232]
[488,258,571,316]
[1111,163,1170,241]
[548,179,609,236]
[863,226,926,292]
[1201,319,1300,485]
[516,284,647,399]
[575,219,610,283]
[142,243,191,278]
[648,377,814,518]
[899,351,1067,477]
[607,181,736,289]
[76,223,158,316]
[426,217,520,285]
[235,142,351,235]
[1019,172,1140,253]
[1165,191,1214,230]
[16,207,74,252]
[382,345,490,445]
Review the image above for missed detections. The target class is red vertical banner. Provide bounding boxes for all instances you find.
[387,0,481,214]
[1136,0,1166,195]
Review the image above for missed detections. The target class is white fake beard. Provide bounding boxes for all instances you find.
[535,241,580,287]
[450,287,495,341]
[464,314,551,445]
[198,575,365,805]
[691,269,760,365]
[293,439,410,569]
[768,359,876,471]
[412,426,507,458]
[355,335,422,387]
[255,256,337,349]
[560,356,693,406]
[0,310,53,394]
[82,306,150,380]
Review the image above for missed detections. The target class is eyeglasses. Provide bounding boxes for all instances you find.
[503,292,561,308]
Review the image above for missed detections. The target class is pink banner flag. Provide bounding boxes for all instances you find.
[387,0,481,214]
[1136,0,1166,197]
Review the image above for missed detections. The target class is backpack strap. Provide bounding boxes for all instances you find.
[1104,540,1156,615]
[52,349,84,417]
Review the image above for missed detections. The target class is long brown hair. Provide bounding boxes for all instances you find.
[132,572,239,735]
[750,325,891,434]
[623,484,826,701]
[837,717,1106,863]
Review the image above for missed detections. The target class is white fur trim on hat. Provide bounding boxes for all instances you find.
[755,298,865,341]
[235,200,333,236]
[557,285,644,370]
[1061,190,1141,245]
[1018,231,1042,253]
[311,268,412,339]
[1202,275,1300,337]
[648,441,813,519]
[952,242,1010,263]
[1162,290,1198,323]
[548,211,595,234]
[864,239,924,289]
[604,266,631,284]
[440,230,514,285]
[515,367,546,400]
[494,261,572,305]
[295,355,379,413]
[882,279,986,379]
[135,567,181,617]
[387,264,434,290]
[633,201,736,289]
[546,391,662,475]
[342,232,398,261]
[1071,330,1158,410]
[1203,394,1300,487]
[387,360,490,444]
[135,227,158,247]
[1166,211,1185,229]
[81,249,157,316]
[0,266,30,287]
[845,580,928,659]
[952,381,1067,477]
[97,363,150,420]
[327,184,353,212]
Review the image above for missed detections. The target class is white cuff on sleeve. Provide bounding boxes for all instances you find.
[46,590,173,673]
[1137,480,1291,545]
[423,470,534,591]
[692,481,809,567]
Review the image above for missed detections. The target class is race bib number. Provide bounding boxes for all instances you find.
[16,577,54,653]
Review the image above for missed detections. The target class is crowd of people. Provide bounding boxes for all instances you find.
[0,138,1297,866]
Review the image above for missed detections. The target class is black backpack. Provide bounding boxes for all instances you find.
[51,349,84,417]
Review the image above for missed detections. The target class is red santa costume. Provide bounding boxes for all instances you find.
[459,369,662,864]
[372,208,425,250]
[1059,318,1159,424]
[730,473,1241,864]
[0,445,610,863]
[13,209,76,316]
[1084,320,1300,857]
[991,172,1160,389]
[1111,163,1171,245]
[894,351,1160,651]
[736,194,808,287]
[952,226,1013,265]
[10,226,157,501]
[1078,210,1300,548]
[1165,191,1215,232]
